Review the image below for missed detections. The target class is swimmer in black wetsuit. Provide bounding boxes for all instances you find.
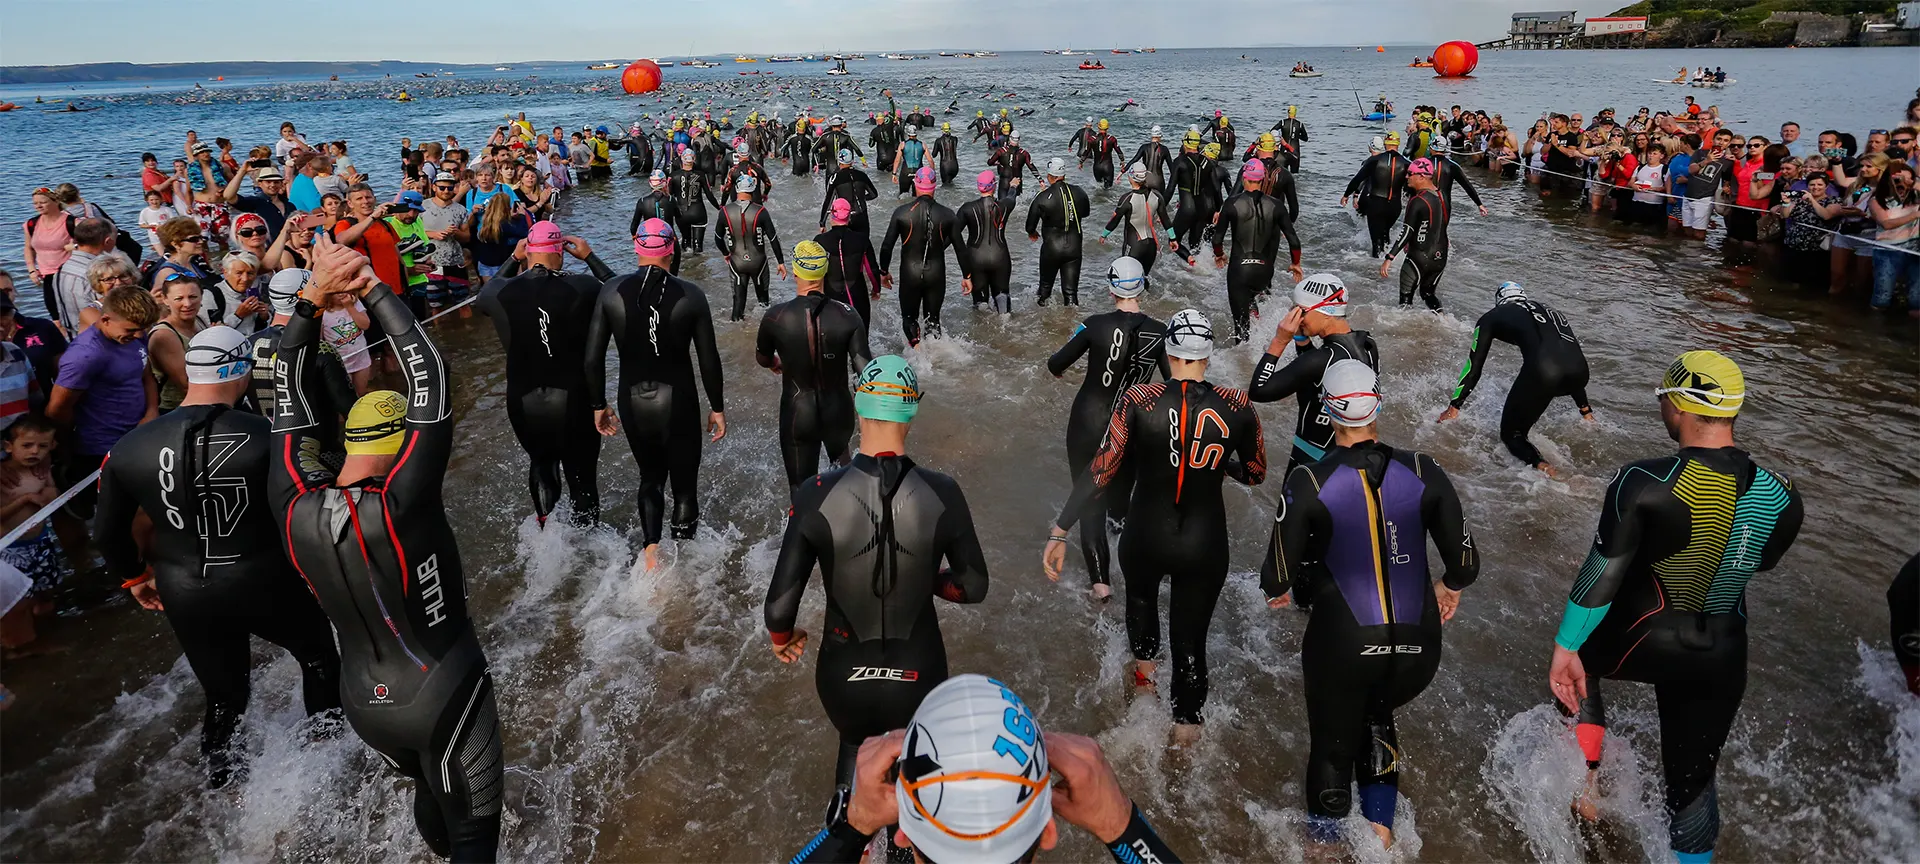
[812,117,864,172]
[932,122,961,185]
[1894,554,1920,696]
[1380,159,1450,311]
[584,225,727,571]
[97,326,342,789]
[1241,134,1301,223]
[715,174,788,321]
[723,144,774,207]
[814,200,883,327]
[1103,165,1174,275]
[1126,126,1172,197]
[1085,119,1121,188]
[1212,159,1305,343]
[1168,131,1212,263]
[247,270,354,467]
[1437,282,1593,477]
[1248,274,1379,474]
[669,148,721,254]
[629,170,683,274]
[756,241,872,493]
[878,170,958,346]
[765,354,990,791]
[1272,105,1308,172]
[1025,158,1092,305]
[1342,134,1410,257]
[1045,256,1167,597]
[820,149,879,236]
[475,222,617,526]
[955,172,1015,314]
[1069,117,1097,159]
[1549,351,1803,864]
[782,121,815,176]
[1044,310,1265,744]
[1426,139,1490,217]
[987,130,1041,205]
[271,239,503,862]
[1263,360,1478,851]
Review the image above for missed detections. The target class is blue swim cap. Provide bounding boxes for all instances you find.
[854,355,921,423]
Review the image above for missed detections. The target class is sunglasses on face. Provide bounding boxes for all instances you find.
[182,236,206,244]
[236,227,266,237]
[1896,138,1916,146]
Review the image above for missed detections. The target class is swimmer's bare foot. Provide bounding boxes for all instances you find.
[643,544,661,572]
[1370,822,1394,849]
[1126,660,1156,696]
[1537,461,1560,480]
[1572,770,1601,822]
[1090,583,1112,602]
[1170,722,1202,748]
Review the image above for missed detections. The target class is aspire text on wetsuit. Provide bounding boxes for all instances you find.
[1056,380,1266,724]
[1263,440,1478,830]
[764,453,990,787]
[1450,298,1591,468]
[584,266,727,545]
[1557,447,1802,861]
[1046,313,1168,587]
[271,284,504,862]
[755,293,872,491]
[879,194,958,345]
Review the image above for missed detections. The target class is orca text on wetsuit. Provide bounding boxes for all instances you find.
[271,280,504,862]
[583,263,726,547]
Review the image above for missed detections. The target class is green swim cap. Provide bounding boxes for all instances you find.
[855,355,921,423]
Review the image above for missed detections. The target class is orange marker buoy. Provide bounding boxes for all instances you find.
[1431,41,1479,77]
[1376,46,1385,53]
[621,60,662,95]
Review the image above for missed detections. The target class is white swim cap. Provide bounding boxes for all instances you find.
[1495,280,1528,304]
[1321,359,1381,427]
[1369,135,1385,153]
[267,268,308,315]
[896,675,1052,864]
[1165,309,1214,360]
[1128,164,1148,183]
[1046,157,1067,177]
[1150,124,1163,137]
[184,325,253,385]
[1293,273,1348,317]
[1108,256,1146,298]
[736,174,757,192]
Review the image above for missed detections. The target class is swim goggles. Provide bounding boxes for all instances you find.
[899,768,1051,842]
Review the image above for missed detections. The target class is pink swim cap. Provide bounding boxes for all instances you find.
[634,218,676,256]
[831,198,853,224]
[1242,159,1268,183]
[1408,158,1434,176]
[976,170,997,192]
[914,166,936,192]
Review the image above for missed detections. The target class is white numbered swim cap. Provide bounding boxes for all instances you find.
[1322,359,1381,427]
[1293,273,1348,317]
[1107,256,1146,298]
[735,174,757,192]
[896,675,1052,864]
[267,268,308,316]
[1495,280,1527,304]
[1165,308,1214,360]
[184,325,253,384]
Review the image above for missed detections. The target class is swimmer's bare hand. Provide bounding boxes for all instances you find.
[129,577,164,611]
[960,276,972,295]
[311,235,373,299]
[1437,406,1460,423]
[563,236,593,259]
[1549,645,1588,714]
[1267,593,1292,610]
[1378,258,1392,279]
[848,730,905,837]
[1478,205,1490,217]
[1581,409,1597,424]
[1288,264,1305,284]
[771,629,809,664]
[593,408,619,436]
[1434,583,1461,622]
[1045,731,1127,845]
[708,411,726,442]
[1042,529,1068,581]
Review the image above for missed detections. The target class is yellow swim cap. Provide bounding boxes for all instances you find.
[1659,351,1745,418]
[344,390,408,456]
[1097,118,1109,130]
[941,121,951,132]
[1203,142,1221,159]
[793,240,829,281]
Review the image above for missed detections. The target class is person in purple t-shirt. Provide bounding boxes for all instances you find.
[46,287,160,513]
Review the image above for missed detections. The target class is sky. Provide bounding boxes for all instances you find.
[0,0,1608,66]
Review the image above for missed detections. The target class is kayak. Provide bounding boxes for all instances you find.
[1363,112,1395,121]
[1078,63,1106,70]
[1409,62,1434,68]
[1289,71,1323,78]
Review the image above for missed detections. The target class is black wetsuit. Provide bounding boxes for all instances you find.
[715,200,784,321]
[1104,188,1172,274]
[1128,140,1172,196]
[1056,380,1266,724]
[723,161,773,206]
[1168,151,1213,259]
[933,132,961,184]
[1449,299,1591,468]
[626,135,654,177]
[1429,156,1484,211]
[1249,330,1380,473]
[955,195,1014,313]
[1069,125,1096,158]
[820,167,879,236]
[1263,440,1478,829]
[988,145,1040,204]
[878,194,958,345]
[869,123,900,173]
[247,320,355,469]
[583,266,726,545]
[781,131,815,176]
[1079,131,1118,188]
[894,137,929,195]
[1239,155,1301,225]
[1274,117,1309,170]
[271,285,503,863]
[813,225,882,326]
[669,168,721,254]
[765,453,990,788]
[1344,151,1411,257]
[755,293,872,491]
[1558,447,1802,860]
[629,191,684,274]
[1212,121,1239,162]
[1386,189,1450,311]
[476,256,615,524]
[1025,179,1092,305]
[95,404,342,789]
[1046,312,1168,587]
[812,129,863,169]
[1212,190,1303,343]
[1894,555,1920,694]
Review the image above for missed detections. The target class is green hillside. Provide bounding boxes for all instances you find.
[1610,0,1898,46]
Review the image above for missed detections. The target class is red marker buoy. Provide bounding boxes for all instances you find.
[1431,41,1478,78]
[621,60,662,94]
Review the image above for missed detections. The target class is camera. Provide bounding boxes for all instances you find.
[395,237,437,259]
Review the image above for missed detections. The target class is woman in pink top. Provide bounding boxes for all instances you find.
[23,188,72,314]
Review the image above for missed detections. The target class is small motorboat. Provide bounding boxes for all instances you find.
[1289,70,1322,78]
[586,62,622,70]
[1110,48,1130,54]
[1078,61,1106,70]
